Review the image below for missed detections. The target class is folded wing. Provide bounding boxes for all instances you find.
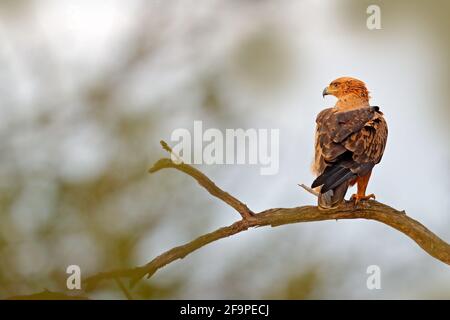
[311,106,387,202]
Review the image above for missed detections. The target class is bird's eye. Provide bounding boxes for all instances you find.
[332,83,338,87]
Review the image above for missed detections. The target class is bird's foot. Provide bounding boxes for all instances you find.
[350,193,376,205]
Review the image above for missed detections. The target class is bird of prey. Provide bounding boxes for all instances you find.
[311,77,388,209]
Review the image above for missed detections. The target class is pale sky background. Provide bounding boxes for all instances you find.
[0,0,449,299]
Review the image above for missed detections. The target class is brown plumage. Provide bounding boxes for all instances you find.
[311,77,388,209]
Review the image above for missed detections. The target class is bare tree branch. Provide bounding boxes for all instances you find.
[7,290,89,300]
[149,141,254,220]
[114,278,134,300]
[298,183,319,197]
[84,141,450,291]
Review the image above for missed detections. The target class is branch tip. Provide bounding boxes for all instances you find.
[298,183,319,197]
[160,140,172,153]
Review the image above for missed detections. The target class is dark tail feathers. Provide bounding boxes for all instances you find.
[312,164,356,209]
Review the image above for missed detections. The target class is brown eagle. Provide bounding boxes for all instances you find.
[311,77,388,209]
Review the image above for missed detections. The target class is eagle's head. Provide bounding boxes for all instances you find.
[322,77,370,100]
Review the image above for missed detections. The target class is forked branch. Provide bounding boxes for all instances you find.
[84,141,450,291]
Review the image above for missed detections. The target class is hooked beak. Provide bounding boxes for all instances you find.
[322,87,329,98]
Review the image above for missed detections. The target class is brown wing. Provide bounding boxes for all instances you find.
[312,106,387,190]
[312,108,341,176]
[343,110,387,166]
